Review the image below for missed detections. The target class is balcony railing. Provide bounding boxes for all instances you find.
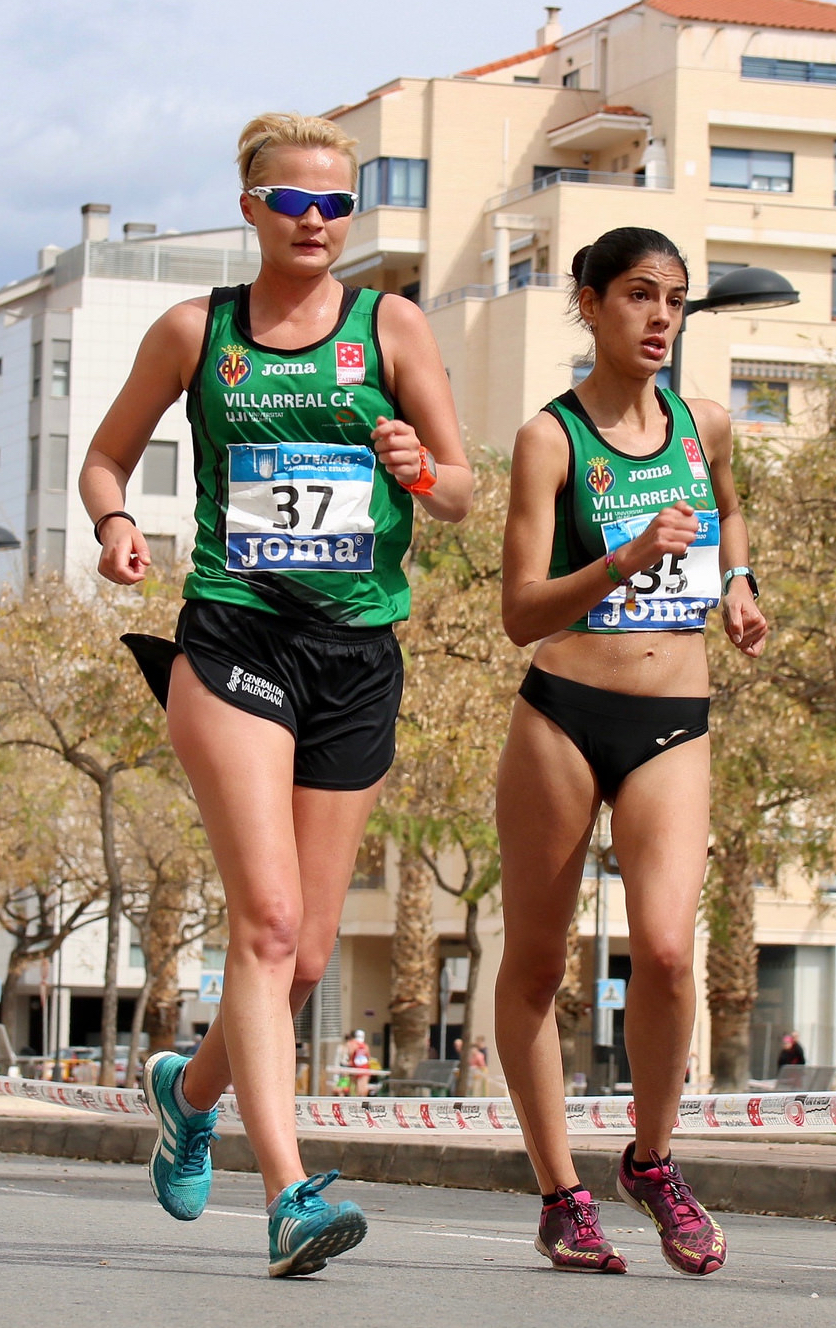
[53,240,262,289]
[485,169,673,212]
[422,272,568,313]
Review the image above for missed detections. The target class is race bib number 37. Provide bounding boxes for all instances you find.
[226,441,375,573]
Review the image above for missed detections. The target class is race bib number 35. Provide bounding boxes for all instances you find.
[589,509,721,631]
[226,441,375,573]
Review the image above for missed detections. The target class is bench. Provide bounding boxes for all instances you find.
[775,1064,835,1091]
[750,1064,835,1092]
[375,1058,460,1097]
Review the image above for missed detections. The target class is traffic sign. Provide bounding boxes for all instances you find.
[595,978,626,1009]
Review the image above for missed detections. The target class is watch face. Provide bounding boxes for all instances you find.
[425,450,437,478]
[746,572,759,599]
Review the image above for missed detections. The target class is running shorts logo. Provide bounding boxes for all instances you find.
[216,344,253,387]
[336,341,366,385]
[585,457,615,496]
[227,665,243,693]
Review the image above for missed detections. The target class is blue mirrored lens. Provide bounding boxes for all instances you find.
[264,188,355,219]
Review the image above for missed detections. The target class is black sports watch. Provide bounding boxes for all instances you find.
[722,566,759,599]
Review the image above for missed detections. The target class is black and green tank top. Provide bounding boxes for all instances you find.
[183,284,414,627]
[544,387,721,633]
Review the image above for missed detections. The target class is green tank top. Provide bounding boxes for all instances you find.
[183,284,414,627]
[545,388,721,633]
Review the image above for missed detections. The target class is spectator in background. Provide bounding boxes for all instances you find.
[348,1028,371,1096]
[777,1032,805,1072]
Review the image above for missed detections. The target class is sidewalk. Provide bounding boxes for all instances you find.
[1,1093,833,1221]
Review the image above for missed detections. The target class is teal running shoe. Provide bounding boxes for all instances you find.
[143,1051,218,1221]
[268,1170,368,1278]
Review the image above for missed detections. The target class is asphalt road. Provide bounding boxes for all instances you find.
[1,1155,834,1328]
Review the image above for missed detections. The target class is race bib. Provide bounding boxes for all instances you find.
[226,441,375,573]
[589,509,721,631]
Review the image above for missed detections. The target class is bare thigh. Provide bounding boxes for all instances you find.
[496,697,601,966]
[612,733,711,954]
[166,654,303,933]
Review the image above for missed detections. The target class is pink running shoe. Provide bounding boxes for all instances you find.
[535,1187,627,1274]
[617,1145,727,1276]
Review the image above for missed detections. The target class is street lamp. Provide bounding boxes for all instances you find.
[670,267,800,395]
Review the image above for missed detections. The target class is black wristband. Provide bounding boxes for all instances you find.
[94,510,136,545]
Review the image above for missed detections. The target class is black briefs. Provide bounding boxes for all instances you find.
[518,665,709,799]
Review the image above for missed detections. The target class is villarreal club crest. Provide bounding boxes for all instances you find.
[585,456,615,496]
[216,344,253,388]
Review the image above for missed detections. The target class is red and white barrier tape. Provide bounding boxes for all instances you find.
[2,1076,835,1133]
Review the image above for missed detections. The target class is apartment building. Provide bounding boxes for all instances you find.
[329,0,836,1079]
[2,0,836,1080]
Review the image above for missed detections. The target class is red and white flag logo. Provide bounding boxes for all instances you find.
[681,436,706,480]
[336,341,366,385]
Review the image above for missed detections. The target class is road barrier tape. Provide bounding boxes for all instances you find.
[2,1075,835,1134]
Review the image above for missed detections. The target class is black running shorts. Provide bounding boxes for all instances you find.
[122,599,404,791]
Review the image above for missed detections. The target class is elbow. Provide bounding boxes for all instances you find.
[502,607,535,649]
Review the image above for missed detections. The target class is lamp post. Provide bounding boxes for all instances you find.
[670,267,799,395]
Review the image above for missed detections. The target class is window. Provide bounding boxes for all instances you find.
[47,434,68,491]
[730,378,789,423]
[143,439,178,495]
[710,147,792,193]
[508,258,532,290]
[533,165,559,190]
[44,528,66,574]
[50,339,71,396]
[514,75,540,85]
[358,157,427,210]
[742,56,836,85]
[129,923,145,970]
[31,341,42,398]
[562,68,581,88]
[573,360,671,389]
[144,533,176,568]
[708,261,747,286]
[28,435,39,491]
[202,943,227,969]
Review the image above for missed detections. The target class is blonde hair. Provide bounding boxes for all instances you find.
[237,112,359,188]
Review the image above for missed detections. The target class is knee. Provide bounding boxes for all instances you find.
[632,938,693,994]
[230,902,302,967]
[292,947,330,997]
[497,947,566,1012]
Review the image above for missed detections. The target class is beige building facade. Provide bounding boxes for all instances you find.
[334,0,836,1084]
[2,0,836,1084]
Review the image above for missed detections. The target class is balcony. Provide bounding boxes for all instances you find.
[423,272,568,312]
[332,206,428,282]
[485,168,672,215]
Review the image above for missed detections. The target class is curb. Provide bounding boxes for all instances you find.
[1,1115,835,1220]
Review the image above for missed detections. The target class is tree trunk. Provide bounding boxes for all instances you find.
[0,950,27,1032]
[98,772,124,1085]
[555,916,586,1084]
[706,857,758,1091]
[126,975,153,1089]
[454,900,482,1095]
[389,849,435,1079]
[144,878,184,1054]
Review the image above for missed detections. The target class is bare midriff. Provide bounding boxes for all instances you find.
[532,628,710,699]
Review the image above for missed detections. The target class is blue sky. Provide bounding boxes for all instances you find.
[0,0,615,286]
